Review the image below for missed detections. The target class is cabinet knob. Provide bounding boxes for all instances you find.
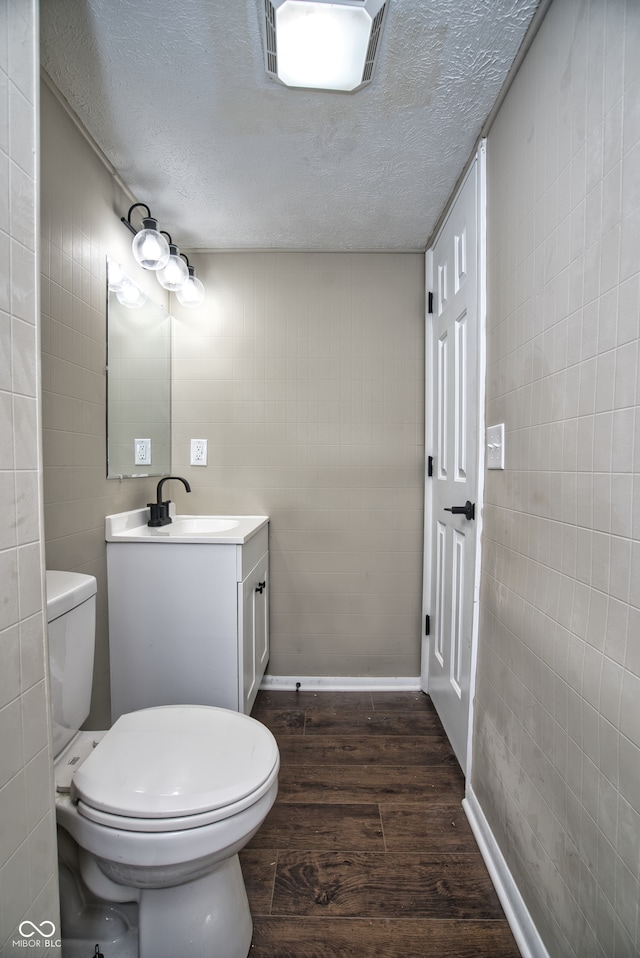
[255,580,266,594]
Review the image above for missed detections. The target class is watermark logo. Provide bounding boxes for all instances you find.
[12,920,61,948]
[19,922,56,938]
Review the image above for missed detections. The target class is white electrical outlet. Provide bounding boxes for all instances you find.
[134,438,151,466]
[486,423,505,469]
[190,439,208,466]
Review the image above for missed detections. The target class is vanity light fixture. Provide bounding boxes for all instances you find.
[121,203,170,271]
[107,258,126,292]
[176,256,206,308]
[116,281,147,309]
[107,259,148,309]
[155,233,189,291]
[263,0,389,92]
[121,203,206,304]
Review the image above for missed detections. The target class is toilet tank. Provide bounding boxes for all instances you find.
[46,571,97,758]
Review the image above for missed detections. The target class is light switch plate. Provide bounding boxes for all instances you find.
[486,423,505,469]
[134,438,151,466]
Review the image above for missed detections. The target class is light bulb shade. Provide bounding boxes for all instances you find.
[115,278,147,309]
[156,244,189,291]
[132,218,171,270]
[107,258,126,291]
[176,266,205,307]
[264,0,389,92]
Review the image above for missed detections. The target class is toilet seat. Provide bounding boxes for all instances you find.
[75,767,279,833]
[70,705,279,828]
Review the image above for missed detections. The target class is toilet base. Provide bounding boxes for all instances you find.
[61,929,138,958]
[60,824,254,958]
[137,854,252,958]
[58,829,139,956]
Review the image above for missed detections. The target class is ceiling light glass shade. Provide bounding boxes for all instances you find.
[132,217,171,270]
[115,278,147,309]
[176,266,206,307]
[107,258,126,291]
[265,0,388,92]
[156,244,189,291]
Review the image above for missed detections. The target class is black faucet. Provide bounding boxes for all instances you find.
[147,476,191,527]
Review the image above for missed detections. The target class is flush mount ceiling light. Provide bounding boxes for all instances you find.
[263,0,389,92]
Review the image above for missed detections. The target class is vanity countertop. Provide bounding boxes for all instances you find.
[105,508,268,544]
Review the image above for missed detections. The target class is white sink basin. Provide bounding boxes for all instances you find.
[106,509,268,544]
[170,517,240,534]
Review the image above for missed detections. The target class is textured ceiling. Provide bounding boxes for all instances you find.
[40,0,540,251]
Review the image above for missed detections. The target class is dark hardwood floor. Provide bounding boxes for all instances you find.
[241,689,521,957]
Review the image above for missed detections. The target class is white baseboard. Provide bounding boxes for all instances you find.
[463,786,550,958]
[260,675,422,692]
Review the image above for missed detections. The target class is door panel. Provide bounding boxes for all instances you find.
[424,155,483,774]
[450,526,465,696]
[437,332,448,478]
[455,310,468,481]
[434,519,447,667]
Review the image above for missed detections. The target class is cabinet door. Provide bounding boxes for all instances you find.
[255,553,269,683]
[239,553,269,714]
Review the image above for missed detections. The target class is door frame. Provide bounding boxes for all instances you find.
[421,140,487,780]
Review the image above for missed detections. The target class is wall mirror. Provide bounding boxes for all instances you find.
[106,259,171,478]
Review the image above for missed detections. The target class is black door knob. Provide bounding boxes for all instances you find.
[444,501,475,520]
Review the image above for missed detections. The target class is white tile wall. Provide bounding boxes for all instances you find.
[0,3,61,953]
[171,252,425,677]
[474,0,640,954]
[40,81,164,727]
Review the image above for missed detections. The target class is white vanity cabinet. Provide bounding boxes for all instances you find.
[240,549,269,712]
[106,517,269,720]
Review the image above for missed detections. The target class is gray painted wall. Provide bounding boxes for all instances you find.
[474,0,640,953]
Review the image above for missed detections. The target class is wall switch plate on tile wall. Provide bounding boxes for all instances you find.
[486,424,505,469]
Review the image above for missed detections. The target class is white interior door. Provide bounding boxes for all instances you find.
[423,149,485,774]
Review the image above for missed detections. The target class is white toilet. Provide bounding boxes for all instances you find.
[46,570,279,958]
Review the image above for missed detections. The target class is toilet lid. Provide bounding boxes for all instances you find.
[71,706,279,819]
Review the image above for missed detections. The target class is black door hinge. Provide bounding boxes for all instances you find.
[427,455,433,477]
[425,614,431,636]
[428,291,434,314]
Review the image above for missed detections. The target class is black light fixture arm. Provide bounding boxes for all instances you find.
[160,230,174,246]
[121,202,153,236]
[180,253,191,268]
